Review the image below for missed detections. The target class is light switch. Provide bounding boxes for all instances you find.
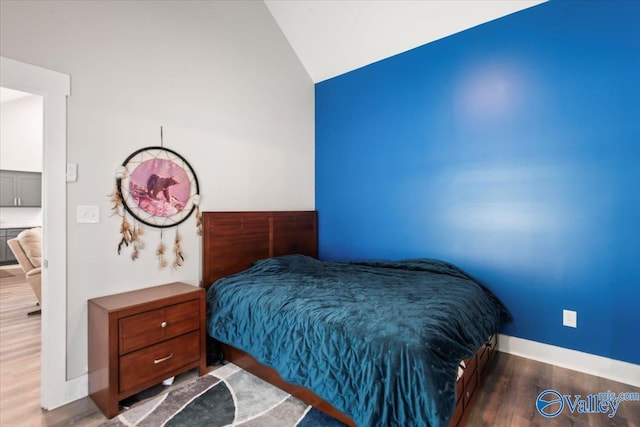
[66,163,78,182]
[77,206,100,224]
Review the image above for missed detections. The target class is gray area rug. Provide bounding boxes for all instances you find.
[100,363,346,427]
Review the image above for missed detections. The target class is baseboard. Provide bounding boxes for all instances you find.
[498,334,640,388]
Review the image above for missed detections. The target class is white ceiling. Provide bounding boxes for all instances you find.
[265,0,546,83]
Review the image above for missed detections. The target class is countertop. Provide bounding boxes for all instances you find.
[0,224,41,229]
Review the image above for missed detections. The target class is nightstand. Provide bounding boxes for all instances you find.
[88,282,207,418]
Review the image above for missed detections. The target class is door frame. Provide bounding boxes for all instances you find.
[1,56,78,409]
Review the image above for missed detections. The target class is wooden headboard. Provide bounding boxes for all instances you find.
[201,211,318,290]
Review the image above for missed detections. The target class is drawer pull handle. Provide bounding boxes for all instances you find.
[161,321,167,328]
[154,353,174,364]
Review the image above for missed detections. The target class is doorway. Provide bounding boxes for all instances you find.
[1,56,72,410]
[0,87,44,422]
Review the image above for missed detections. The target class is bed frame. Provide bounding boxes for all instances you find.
[201,211,497,427]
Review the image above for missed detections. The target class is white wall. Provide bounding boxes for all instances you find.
[0,0,314,380]
[0,94,43,171]
[0,93,44,228]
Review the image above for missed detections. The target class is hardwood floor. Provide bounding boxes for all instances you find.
[468,351,639,426]
[0,265,45,426]
[1,265,638,426]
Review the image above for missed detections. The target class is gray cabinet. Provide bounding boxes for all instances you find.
[0,170,42,207]
[0,229,6,263]
[1,228,27,265]
[0,175,14,206]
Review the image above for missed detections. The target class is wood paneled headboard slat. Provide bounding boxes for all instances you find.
[201,211,317,290]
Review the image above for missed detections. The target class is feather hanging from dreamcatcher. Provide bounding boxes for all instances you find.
[130,222,144,260]
[156,230,168,268]
[172,228,184,269]
[193,194,202,236]
[109,166,131,254]
[109,165,145,259]
[109,165,126,220]
[117,215,133,255]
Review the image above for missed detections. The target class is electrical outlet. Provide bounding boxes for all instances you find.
[563,309,577,328]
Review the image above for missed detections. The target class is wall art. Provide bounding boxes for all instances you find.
[109,140,201,268]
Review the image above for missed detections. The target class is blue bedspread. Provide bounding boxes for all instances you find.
[206,255,511,426]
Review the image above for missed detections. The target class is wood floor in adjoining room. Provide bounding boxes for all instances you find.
[0,265,44,427]
[1,266,638,426]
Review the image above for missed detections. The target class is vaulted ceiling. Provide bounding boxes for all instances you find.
[265,0,547,83]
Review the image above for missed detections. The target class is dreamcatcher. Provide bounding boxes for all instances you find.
[109,128,202,268]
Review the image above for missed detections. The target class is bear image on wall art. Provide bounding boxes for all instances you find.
[129,158,190,217]
[116,146,200,229]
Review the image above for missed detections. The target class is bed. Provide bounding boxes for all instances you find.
[202,211,510,426]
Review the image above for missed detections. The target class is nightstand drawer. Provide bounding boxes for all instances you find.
[119,299,200,354]
[119,330,200,393]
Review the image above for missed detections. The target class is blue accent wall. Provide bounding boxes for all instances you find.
[315,1,640,365]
